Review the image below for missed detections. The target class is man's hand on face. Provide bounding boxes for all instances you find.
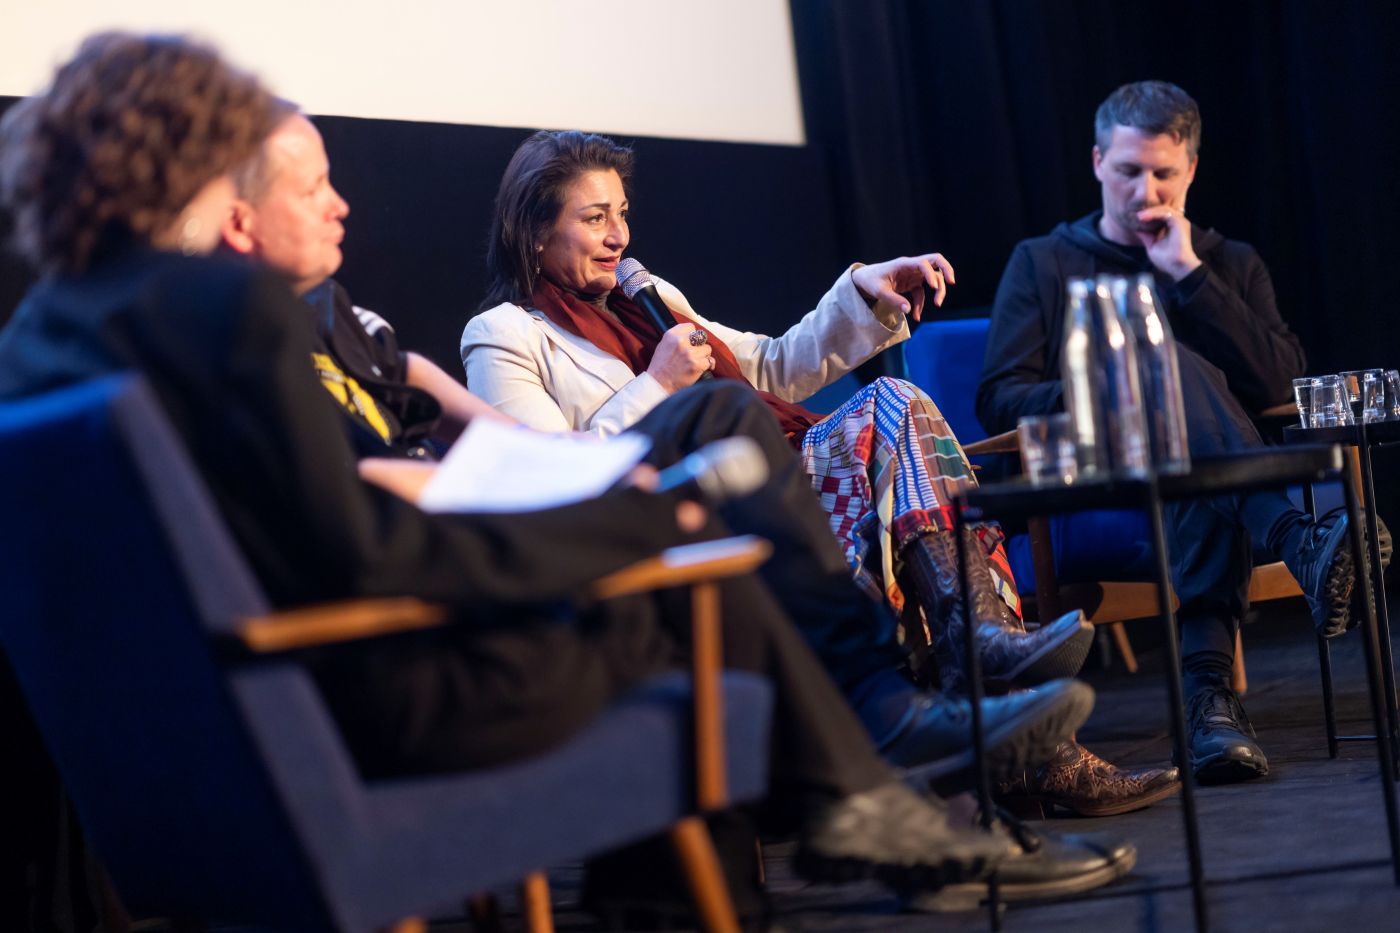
[1134,206,1203,282]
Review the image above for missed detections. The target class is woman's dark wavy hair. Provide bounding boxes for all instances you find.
[481,129,634,308]
[0,31,277,276]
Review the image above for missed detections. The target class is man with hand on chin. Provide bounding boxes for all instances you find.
[978,80,1384,788]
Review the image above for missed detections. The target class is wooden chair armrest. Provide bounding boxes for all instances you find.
[590,536,772,600]
[234,537,773,654]
[238,598,450,653]
[963,429,1020,457]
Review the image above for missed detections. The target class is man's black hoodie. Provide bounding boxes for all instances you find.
[976,211,1305,437]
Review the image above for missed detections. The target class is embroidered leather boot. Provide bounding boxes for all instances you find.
[996,740,1181,817]
[905,528,1094,696]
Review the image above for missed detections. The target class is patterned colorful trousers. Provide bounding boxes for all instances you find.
[800,377,1020,625]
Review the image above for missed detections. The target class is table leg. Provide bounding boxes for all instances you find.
[1147,487,1208,932]
[1342,475,1400,882]
[1357,430,1399,768]
[1317,635,1340,758]
[1303,482,1342,755]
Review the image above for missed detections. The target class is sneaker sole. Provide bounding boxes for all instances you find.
[1337,518,1394,638]
[1317,533,1357,638]
[904,680,1095,794]
[987,613,1096,691]
[903,846,1138,911]
[793,843,1002,892]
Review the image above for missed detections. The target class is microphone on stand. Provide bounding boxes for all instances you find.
[617,257,713,380]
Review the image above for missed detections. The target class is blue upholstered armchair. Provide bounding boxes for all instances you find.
[0,376,774,933]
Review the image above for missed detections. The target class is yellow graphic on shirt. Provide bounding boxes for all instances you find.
[311,352,392,442]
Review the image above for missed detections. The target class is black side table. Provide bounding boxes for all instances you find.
[955,445,1400,933]
[1283,419,1400,759]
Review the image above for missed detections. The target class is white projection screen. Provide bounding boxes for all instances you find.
[0,0,806,146]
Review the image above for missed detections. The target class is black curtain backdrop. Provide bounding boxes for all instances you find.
[791,0,1400,370]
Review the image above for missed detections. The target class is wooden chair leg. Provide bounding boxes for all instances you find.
[691,580,727,811]
[1108,622,1139,673]
[1346,446,1367,508]
[520,872,555,933]
[1232,628,1248,696]
[669,816,741,933]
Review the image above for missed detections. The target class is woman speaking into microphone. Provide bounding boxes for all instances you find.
[461,131,1183,816]
[460,130,1089,700]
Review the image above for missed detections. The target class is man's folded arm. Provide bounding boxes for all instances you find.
[1169,247,1306,408]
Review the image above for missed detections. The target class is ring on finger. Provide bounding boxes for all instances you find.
[688,329,708,347]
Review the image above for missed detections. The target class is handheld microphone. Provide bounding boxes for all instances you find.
[616,257,713,381]
[616,257,675,338]
[655,436,768,503]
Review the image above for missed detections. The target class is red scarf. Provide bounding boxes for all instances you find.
[530,277,820,442]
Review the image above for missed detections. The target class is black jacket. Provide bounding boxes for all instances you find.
[976,212,1306,437]
[301,278,442,458]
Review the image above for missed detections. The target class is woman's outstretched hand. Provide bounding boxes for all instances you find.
[647,322,716,392]
[852,253,956,321]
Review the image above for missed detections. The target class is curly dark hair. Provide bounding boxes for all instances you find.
[0,32,278,275]
[481,130,634,309]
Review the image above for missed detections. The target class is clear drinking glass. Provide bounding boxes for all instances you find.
[1309,375,1354,428]
[1385,370,1400,419]
[1339,369,1385,421]
[1293,376,1320,428]
[1362,371,1385,422]
[1018,413,1081,485]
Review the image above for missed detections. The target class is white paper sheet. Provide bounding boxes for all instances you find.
[417,419,651,514]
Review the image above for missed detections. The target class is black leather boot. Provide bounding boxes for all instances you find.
[904,528,1094,696]
[1184,680,1268,783]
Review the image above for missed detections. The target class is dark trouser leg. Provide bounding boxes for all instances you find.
[312,598,676,778]
[627,382,904,697]
[1174,349,1388,638]
[1166,496,1252,694]
[1176,346,1308,555]
[315,563,891,797]
[1168,348,1296,683]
